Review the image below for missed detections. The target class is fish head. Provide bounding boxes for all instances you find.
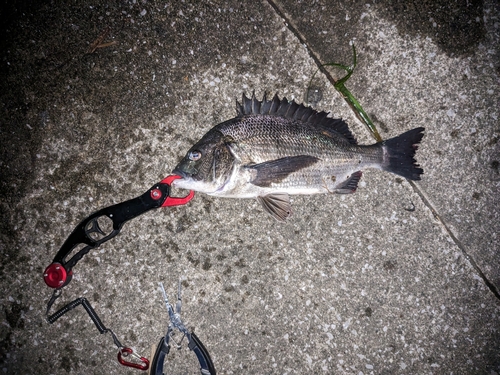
[172,130,235,193]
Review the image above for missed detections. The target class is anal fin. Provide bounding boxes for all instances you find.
[335,171,362,194]
[257,193,292,222]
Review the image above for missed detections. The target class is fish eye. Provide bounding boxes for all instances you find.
[188,150,202,161]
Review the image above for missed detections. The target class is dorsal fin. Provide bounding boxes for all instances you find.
[236,92,357,144]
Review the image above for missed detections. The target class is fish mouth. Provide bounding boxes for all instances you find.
[171,168,225,194]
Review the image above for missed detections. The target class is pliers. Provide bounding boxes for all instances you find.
[151,281,216,375]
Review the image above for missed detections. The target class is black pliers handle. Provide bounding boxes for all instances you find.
[43,175,194,289]
[151,332,215,375]
[151,282,216,375]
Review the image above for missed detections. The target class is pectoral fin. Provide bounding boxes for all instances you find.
[248,155,319,187]
[257,193,292,221]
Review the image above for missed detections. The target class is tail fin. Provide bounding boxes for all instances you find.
[381,127,424,180]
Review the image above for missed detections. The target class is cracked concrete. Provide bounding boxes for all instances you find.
[1,0,499,374]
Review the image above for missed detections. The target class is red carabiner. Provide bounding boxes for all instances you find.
[160,175,195,207]
[117,347,149,370]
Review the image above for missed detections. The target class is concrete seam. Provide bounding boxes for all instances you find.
[409,181,500,301]
[267,0,500,302]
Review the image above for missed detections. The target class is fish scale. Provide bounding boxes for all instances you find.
[214,116,377,189]
[173,93,424,221]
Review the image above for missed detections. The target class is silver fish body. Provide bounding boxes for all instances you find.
[173,93,424,221]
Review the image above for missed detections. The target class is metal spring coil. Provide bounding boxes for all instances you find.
[47,297,123,348]
[47,297,106,333]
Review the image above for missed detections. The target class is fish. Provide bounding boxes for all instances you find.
[172,93,424,221]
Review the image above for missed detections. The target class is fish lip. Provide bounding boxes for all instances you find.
[214,184,227,194]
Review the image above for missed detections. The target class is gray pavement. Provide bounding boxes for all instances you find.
[1,1,499,374]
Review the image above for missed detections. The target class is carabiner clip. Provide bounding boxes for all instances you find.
[117,347,150,371]
[160,175,195,207]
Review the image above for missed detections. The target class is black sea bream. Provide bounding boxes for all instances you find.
[173,93,424,221]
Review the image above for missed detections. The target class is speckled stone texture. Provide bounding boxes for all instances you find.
[1,1,498,374]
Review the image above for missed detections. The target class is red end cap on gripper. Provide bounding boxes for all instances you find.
[43,263,68,288]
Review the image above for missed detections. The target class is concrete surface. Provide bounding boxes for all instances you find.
[1,0,499,374]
